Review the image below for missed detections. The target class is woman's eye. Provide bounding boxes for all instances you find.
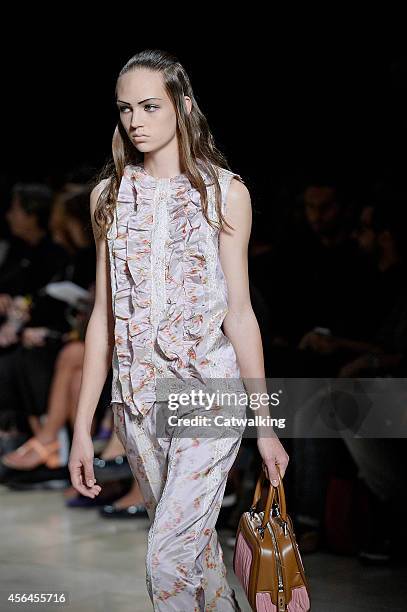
[118,105,158,113]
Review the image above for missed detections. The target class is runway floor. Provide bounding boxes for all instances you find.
[1,485,406,611]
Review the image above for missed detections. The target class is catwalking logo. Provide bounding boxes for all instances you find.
[166,413,286,429]
[166,390,286,429]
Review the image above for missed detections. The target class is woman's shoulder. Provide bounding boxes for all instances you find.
[212,164,245,185]
[90,177,111,215]
[211,165,247,198]
[92,177,111,195]
[217,167,251,216]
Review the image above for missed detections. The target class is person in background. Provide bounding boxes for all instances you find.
[0,188,94,452]
[0,183,68,317]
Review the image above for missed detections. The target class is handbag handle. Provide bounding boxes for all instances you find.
[250,463,287,529]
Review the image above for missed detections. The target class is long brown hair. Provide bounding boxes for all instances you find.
[92,49,243,239]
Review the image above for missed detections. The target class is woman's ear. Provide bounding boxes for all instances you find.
[184,95,192,116]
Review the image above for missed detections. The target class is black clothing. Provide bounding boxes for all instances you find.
[0,235,69,299]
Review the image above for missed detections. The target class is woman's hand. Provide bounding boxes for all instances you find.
[257,434,289,487]
[68,431,102,498]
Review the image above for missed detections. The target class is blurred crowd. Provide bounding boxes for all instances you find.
[0,168,406,567]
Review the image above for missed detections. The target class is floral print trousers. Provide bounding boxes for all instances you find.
[111,397,245,611]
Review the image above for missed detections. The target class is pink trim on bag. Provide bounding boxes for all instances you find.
[256,587,310,611]
[255,592,277,611]
[234,532,252,595]
[287,586,310,610]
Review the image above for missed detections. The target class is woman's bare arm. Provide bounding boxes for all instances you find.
[73,180,115,434]
[219,178,289,485]
[68,180,114,497]
[219,179,268,405]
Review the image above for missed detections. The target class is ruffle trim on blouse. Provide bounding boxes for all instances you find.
[111,162,215,416]
[156,171,211,383]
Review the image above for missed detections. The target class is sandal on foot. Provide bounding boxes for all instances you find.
[1,437,61,470]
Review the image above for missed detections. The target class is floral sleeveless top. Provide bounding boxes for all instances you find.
[106,160,246,417]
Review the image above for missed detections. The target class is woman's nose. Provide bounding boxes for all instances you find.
[130,112,143,129]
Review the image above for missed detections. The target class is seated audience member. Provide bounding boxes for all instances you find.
[0,188,95,448]
[0,183,68,319]
[297,199,407,372]
[264,178,370,348]
[292,289,407,561]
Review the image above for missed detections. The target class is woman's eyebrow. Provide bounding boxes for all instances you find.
[116,97,163,105]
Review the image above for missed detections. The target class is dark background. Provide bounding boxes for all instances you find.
[2,34,407,241]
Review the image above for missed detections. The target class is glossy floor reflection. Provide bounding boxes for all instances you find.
[1,485,406,611]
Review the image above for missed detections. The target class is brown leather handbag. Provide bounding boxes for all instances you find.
[233,464,311,611]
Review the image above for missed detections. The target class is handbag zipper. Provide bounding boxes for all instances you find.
[267,523,285,612]
[267,522,285,593]
[257,511,286,610]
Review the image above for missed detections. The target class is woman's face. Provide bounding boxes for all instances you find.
[116,69,189,153]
